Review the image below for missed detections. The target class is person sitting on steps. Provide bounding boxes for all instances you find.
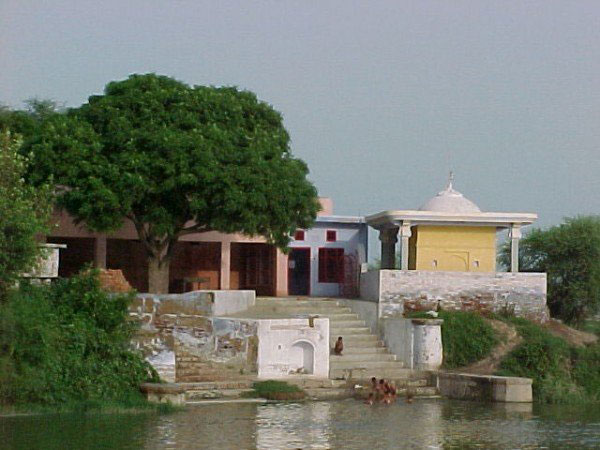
[334,336,343,355]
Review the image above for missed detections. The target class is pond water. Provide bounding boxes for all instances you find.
[2,399,600,449]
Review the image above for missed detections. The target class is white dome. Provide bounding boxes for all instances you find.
[419,175,481,213]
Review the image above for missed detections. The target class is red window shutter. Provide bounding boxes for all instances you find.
[318,248,344,283]
[326,230,337,242]
[294,230,305,241]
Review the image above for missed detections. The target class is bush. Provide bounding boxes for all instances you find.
[0,270,158,407]
[247,380,306,401]
[437,311,498,368]
[496,317,599,404]
[571,344,600,401]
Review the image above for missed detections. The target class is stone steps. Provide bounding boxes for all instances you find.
[329,335,381,346]
[330,353,397,362]
[185,388,253,401]
[339,347,389,355]
[247,307,353,316]
[330,327,371,335]
[326,314,362,321]
[330,360,404,370]
[330,367,415,380]
[329,320,367,327]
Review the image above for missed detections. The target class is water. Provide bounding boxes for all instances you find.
[2,399,600,449]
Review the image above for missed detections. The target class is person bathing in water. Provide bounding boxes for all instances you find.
[334,336,343,355]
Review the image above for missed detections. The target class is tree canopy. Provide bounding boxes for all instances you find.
[0,132,51,296]
[22,74,320,292]
[499,216,600,324]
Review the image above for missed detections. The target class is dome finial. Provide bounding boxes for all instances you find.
[446,171,454,191]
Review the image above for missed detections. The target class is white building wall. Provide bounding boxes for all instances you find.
[257,318,329,378]
[288,219,367,297]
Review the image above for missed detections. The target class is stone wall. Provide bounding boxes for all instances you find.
[437,373,533,403]
[22,243,65,279]
[257,318,329,379]
[129,291,257,382]
[374,270,549,322]
[359,270,380,303]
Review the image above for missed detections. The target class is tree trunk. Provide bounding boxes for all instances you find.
[148,255,170,294]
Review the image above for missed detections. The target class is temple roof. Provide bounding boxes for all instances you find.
[366,172,537,229]
[419,173,481,213]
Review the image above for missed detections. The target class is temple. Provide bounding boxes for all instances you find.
[367,173,537,273]
[361,174,548,322]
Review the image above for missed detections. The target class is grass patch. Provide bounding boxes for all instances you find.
[243,380,306,401]
[1,392,178,416]
[581,320,600,338]
[496,317,600,404]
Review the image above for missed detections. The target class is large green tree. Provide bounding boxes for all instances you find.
[0,132,51,297]
[499,216,600,325]
[25,74,320,293]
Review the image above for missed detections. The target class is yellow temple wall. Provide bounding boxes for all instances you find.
[408,226,497,272]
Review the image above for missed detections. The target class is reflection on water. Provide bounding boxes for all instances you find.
[256,402,333,449]
[1,399,600,449]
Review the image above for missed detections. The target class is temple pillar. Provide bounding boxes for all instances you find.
[379,227,399,269]
[509,224,521,273]
[94,236,107,269]
[400,222,412,270]
[220,241,231,289]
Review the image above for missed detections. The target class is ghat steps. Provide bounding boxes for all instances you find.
[247,297,413,381]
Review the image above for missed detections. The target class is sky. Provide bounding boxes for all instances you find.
[2,1,599,246]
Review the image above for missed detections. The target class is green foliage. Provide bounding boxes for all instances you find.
[581,320,600,338]
[20,74,320,291]
[571,344,600,400]
[246,380,306,400]
[0,132,52,295]
[440,311,498,368]
[0,270,158,407]
[496,317,599,404]
[413,310,497,369]
[499,216,600,325]
[497,318,570,380]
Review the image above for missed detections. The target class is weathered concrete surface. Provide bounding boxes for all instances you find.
[366,270,549,322]
[359,270,380,303]
[140,383,186,406]
[22,243,65,279]
[382,318,443,370]
[130,291,258,382]
[257,318,329,379]
[436,373,533,403]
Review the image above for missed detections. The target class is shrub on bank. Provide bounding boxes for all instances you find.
[0,270,159,408]
[438,310,498,368]
[497,317,600,404]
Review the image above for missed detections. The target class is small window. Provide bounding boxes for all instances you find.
[473,260,480,268]
[294,230,305,241]
[318,248,344,283]
[326,230,337,242]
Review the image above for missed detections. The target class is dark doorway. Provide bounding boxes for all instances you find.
[289,248,310,296]
[231,243,276,296]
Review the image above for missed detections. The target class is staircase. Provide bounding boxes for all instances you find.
[247,297,415,381]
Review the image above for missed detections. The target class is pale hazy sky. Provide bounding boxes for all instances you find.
[2,1,599,236]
